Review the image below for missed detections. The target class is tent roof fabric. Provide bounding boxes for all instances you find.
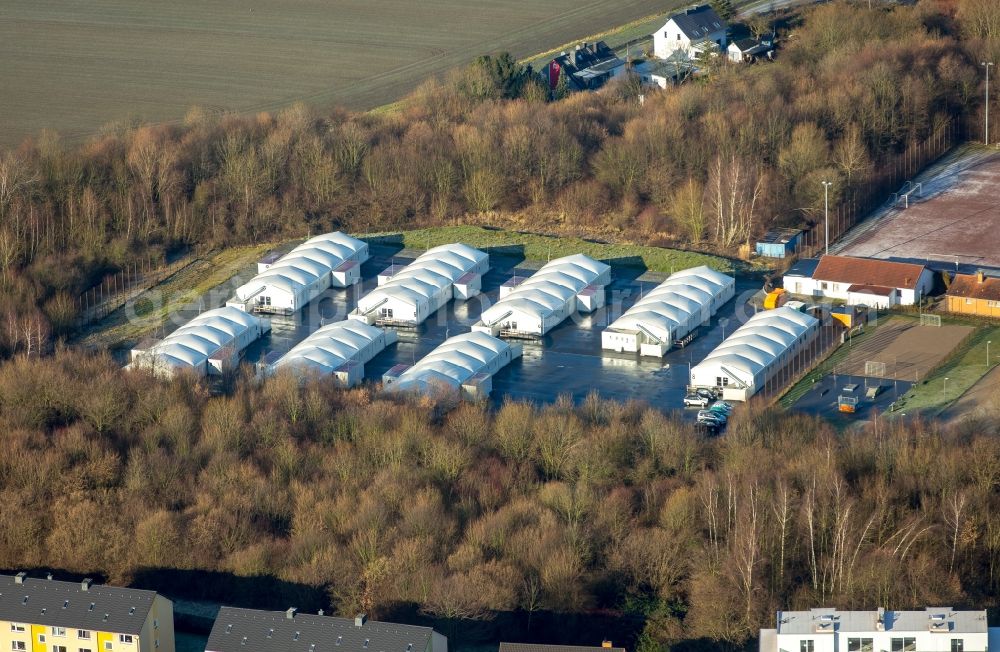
[273,320,384,376]
[357,244,487,313]
[692,307,817,383]
[608,266,734,341]
[480,254,610,325]
[142,307,262,370]
[236,232,367,300]
[389,332,511,395]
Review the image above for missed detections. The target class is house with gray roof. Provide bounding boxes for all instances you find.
[205,607,447,652]
[0,572,174,652]
[653,5,728,61]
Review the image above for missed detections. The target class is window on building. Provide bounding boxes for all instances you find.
[105,643,113,651]
[676,33,681,40]
[78,631,91,640]
[891,638,916,652]
[53,627,67,637]
[38,635,46,644]
[119,635,134,644]
[800,641,815,652]
[966,298,973,305]
[848,639,874,652]
[10,624,26,632]
[820,282,829,290]
[12,643,26,651]
[80,648,93,652]
[53,646,67,652]
[951,640,964,652]
[153,620,158,630]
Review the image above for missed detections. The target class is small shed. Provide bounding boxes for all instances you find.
[846,284,897,309]
[756,228,803,258]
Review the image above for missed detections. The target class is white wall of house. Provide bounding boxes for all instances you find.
[782,269,932,306]
[846,290,896,309]
[653,19,726,60]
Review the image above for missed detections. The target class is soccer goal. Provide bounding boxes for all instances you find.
[920,314,942,327]
[865,360,887,377]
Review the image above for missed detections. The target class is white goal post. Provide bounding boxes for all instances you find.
[919,314,942,327]
[865,360,887,377]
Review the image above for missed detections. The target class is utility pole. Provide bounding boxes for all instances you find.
[983,62,994,146]
[821,181,832,256]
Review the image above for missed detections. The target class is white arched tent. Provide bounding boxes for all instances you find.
[269,320,397,387]
[602,265,735,357]
[474,254,611,337]
[689,306,819,401]
[383,331,521,400]
[234,232,369,314]
[351,244,488,326]
[129,306,269,377]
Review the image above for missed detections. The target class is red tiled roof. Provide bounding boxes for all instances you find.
[846,284,895,296]
[813,255,926,290]
[947,273,1000,301]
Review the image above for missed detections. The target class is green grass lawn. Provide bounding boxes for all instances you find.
[892,320,1000,417]
[364,225,742,273]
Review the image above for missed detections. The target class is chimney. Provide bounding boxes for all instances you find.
[977,269,986,283]
[355,614,368,627]
[286,608,297,620]
[876,607,885,631]
[47,573,53,581]
[602,642,613,649]
[14,572,26,585]
[81,578,92,591]
[318,609,325,616]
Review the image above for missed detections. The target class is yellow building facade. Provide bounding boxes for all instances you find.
[0,574,174,652]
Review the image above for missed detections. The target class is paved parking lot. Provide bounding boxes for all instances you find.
[167,244,761,413]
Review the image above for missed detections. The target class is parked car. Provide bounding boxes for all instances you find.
[697,409,727,425]
[696,388,718,401]
[684,393,711,408]
[710,402,733,416]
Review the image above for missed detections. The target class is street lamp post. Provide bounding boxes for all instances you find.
[988,340,992,368]
[944,376,950,398]
[983,62,994,146]
[821,181,832,255]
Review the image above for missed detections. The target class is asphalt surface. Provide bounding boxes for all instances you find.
[789,373,912,425]
[164,244,762,414]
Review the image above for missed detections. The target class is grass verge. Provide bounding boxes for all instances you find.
[892,320,1000,417]
[364,225,742,273]
[77,243,274,349]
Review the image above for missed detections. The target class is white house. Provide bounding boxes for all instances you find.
[653,5,728,61]
[782,255,933,307]
[760,608,996,652]
[727,37,773,63]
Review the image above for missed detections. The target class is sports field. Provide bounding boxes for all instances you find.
[0,0,666,147]
[835,147,1000,272]
[833,318,973,381]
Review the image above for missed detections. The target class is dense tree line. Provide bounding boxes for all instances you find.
[0,351,999,646]
[0,1,995,356]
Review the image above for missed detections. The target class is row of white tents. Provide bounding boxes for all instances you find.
[134,231,818,404]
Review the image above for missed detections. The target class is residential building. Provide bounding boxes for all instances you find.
[756,228,803,259]
[205,607,447,652]
[727,36,773,63]
[782,255,933,307]
[759,607,996,652]
[0,573,174,652]
[945,270,1000,318]
[653,5,728,61]
[544,41,627,92]
[500,643,625,652]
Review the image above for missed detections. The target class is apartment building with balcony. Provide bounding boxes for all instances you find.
[0,573,173,652]
[760,608,998,652]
